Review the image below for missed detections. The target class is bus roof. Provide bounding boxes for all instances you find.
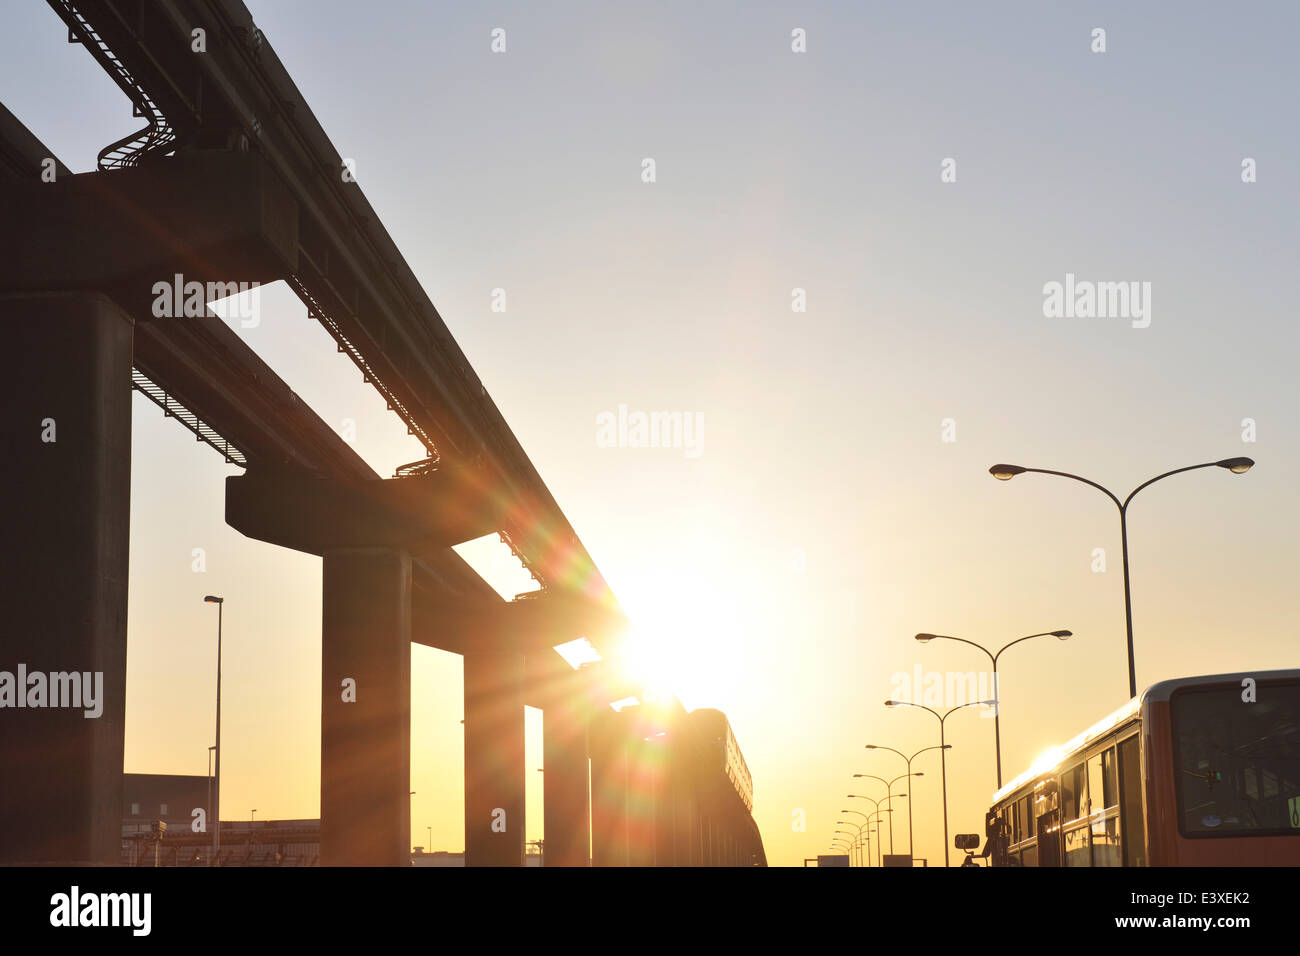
[991,695,1138,805]
[1142,666,1300,703]
[990,667,1300,806]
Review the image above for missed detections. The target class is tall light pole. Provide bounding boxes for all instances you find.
[839,809,872,867]
[204,595,223,865]
[834,830,860,866]
[915,629,1071,787]
[206,744,215,860]
[885,699,994,866]
[847,788,906,855]
[865,810,893,867]
[836,821,866,867]
[989,457,1253,698]
[830,837,854,862]
[865,744,948,865]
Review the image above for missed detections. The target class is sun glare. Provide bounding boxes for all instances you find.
[613,578,746,713]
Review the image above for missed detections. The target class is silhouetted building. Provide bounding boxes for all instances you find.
[121,772,321,866]
[122,773,209,837]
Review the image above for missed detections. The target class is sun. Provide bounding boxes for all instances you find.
[612,577,745,713]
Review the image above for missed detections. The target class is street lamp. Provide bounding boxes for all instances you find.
[203,595,224,865]
[847,788,906,856]
[865,810,894,867]
[989,457,1253,698]
[836,821,867,867]
[885,699,994,866]
[865,744,948,864]
[833,830,860,866]
[915,630,1070,787]
[839,809,872,867]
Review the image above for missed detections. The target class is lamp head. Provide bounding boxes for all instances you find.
[1052,630,1072,640]
[914,633,938,643]
[989,464,1026,481]
[1215,457,1254,475]
[204,595,223,605]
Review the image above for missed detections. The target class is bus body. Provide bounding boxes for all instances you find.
[985,669,1300,866]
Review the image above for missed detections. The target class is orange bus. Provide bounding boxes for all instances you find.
[984,668,1300,866]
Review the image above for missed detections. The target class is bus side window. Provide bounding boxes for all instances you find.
[1090,748,1122,866]
[1062,762,1085,820]
[1119,735,1146,866]
[1089,749,1118,813]
[1062,761,1092,867]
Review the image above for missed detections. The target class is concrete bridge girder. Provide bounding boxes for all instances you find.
[0,151,299,313]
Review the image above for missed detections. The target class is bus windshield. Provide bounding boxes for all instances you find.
[1172,679,1300,836]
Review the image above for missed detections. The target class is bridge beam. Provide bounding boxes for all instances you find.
[225,465,508,556]
[0,151,298,314]
[320,548,411,866]
[0,292,132,864]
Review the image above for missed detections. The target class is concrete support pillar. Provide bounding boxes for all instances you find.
[541,666,590,866]
[464,647,525,866]
[590,707,629,866]
[0,293,132,864]
[320,548,411,866]
[626,732,663,866]
[654,762,677,867]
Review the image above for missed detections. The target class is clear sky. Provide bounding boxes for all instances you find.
[3,1,1298,866]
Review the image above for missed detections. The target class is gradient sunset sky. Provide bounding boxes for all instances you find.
[3,1,1298,866]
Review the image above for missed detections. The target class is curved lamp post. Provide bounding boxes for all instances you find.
[989,457,1253,698]
[848,777,911,853]
[885,699,994,866]
[914,630,1070,787]
[830,837,855,862]
[839,809,872,867]
[865,810,894,867]
[865,744,948,864]
[836,820,867,867]
[845,796,902,865]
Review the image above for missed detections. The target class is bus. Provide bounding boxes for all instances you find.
[984,668,1300,866]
